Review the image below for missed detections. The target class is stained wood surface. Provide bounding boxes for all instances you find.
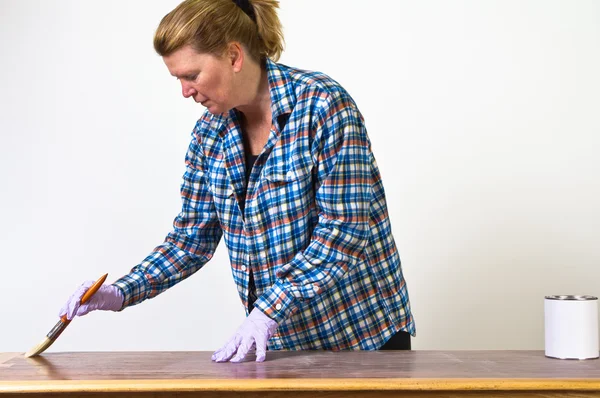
[1,350,600,396]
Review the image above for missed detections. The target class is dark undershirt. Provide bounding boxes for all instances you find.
[241,150,259,313]
[241,112,291,314]
[241,152,259,213]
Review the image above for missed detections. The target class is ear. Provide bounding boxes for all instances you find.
[227,42,244,73]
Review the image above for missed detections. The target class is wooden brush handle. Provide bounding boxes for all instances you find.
[59,273,108,324]
[80,273,108,303]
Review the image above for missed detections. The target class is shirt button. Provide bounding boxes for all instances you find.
[275,303,282,310]
[241,265,247,271]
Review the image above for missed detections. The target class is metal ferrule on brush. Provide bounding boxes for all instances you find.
[47,317,72,342]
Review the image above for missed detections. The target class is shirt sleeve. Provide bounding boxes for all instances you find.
[112,124,222,308]
[254,90,373,323]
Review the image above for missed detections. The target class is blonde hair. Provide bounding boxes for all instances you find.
[154,0,285,62]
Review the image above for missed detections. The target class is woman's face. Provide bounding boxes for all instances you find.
[163,45,237,114]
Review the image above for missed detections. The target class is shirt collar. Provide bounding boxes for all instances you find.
[222,58,294,137]
[265,58,295,122]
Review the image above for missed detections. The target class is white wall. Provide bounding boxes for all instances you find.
[1,0,599,353]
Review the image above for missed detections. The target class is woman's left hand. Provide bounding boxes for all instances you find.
[212,308,278,363]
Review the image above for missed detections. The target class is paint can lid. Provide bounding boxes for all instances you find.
[545,295,598,301]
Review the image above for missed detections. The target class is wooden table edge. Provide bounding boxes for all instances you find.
[2,378,600,393]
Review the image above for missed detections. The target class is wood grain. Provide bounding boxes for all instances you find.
[0,353,20,368]
[1,351,599,397]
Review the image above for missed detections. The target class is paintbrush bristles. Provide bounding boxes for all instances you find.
[24,318,69,358]
[24,337,52,358]
[25,273,108,357]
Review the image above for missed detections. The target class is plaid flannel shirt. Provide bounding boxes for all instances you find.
[113,59,415,350]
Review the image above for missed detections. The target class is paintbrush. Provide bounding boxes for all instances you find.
[24,273,108,358]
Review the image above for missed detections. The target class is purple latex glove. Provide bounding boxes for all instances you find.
[58,280,124,320]
[212,308,278,363]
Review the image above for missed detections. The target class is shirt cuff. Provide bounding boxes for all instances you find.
[253,280,298,324]
[112,270,153,309]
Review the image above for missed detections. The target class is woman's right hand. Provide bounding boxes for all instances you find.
[58,281,124,320]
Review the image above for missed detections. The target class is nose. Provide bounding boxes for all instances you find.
[181,81,197,99]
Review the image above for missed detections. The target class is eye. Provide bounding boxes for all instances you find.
[176,74,198,82]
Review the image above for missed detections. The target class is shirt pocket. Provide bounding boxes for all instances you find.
[263,166,310,183]
[259,159,315,252]
[210,184,237,231]
[262,153,313,183]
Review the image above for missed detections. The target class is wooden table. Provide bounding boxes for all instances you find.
[1,351,600,397]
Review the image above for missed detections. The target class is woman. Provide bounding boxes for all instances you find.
[60,0,415,363]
